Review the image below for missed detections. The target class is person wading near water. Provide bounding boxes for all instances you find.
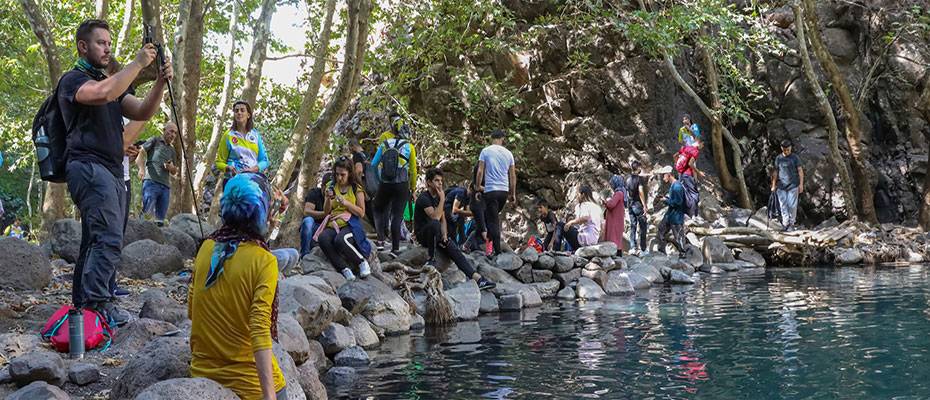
[317,157,372,281]
[655,166,687,255]
[415,168,497,290]
[564,185,603,251]
[371,114,418,256]
[136,122,179,226]
[626,161,649,255]
[189,173,287,400]
[60,19,172,325]
[604,175,626,256]
[771,139,804,231]
[476,129,517,257]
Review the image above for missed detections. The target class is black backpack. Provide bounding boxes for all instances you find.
[379,138,408,183]
[32,76,72,183]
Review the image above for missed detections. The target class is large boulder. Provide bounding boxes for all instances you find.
[334,346,370,367]
[296,360,328,400]
[555,268,582,287]
[477,264,520,285]
[553,255,575,272]
[121,239,184,279]
[669,270,695,285]
[837,248,864,265]
[278,313,311,366]
[536,254,556,270]
[134,378,238,400]
[479,291,499,313]
[532,269,553,282]
[323,366,357,388]
[626,272,652,290]
[110,337,191,400]
[492,283,542,308]
[737,249,766,268]
[306,340,332,373]
[139,289,187,325]
[604,271,635,296]
[445,280,481,321]
[0,238,52,290]
[9,352,66,387]
[112,318,179,355]
[575,277,606,300]
[124,218,166,245]
[499,294,523,311]
[337,278,411,335]
[575,242,617,258]
[520,247,539,263]
[702,237,735,264]
[310,270,348,292]
[494,252,523,271]
[301,254,336,274]
[50,218,81,263]
[529,280,560,299]
[349,315,379,349]
[514,265,534,283]
[318,323,356,356]
[161,227,198,258]
[556,287,576,300]
[279,275,342,339]
[631,263,662,284]
[169,214,215,241]
[395,246,429,266]
[6,381,69,400]
[273,344,308,400]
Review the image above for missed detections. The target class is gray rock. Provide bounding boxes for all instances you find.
[532,269,553,282]
[50,218,81,263]
[499,294,523,311]
[324,366,358,387]
[112,318,179,355]
[583,261,602,271]
[669,270,695,284]
[594,257,618,271]
[296,360,328,400]
[575,242,617,258]
[627,272,652,290]
[669,261,696,275]
[699,264,725,274]
[581,268,607,289]
[445,280,481,321]
[121,239,184,279]
[9,352,65,387]
[702,237,735,264]
[334,345,370,367]
[169,214,215,241]
[575,277,606,300]
[631,263,662,283]
[557,287,576,300]
[492,283,541,308]
[554,255,574,272]
[574,256,589,268]
[737,249,766,268]
[0,238,52,291]
[310,270,348,292]
[139,289,187,325]
[0,367,10,384]
[515,265,534,283]
[520,247,539,263]
[604,271,635,296]
[0,334,43,361]
[680,244,704,267]
[410,313,425,331]
[161,227,198,258]
[273,344,308,400]
[523,287,543,307]
[478,264,520,284]
[349,315,380,349]
[306,340,332,373]
[336,278,411,335]
[717,263,741,272]
[318,323,356,356]
[529,280,560,299]
[536,254,556,270]
[6,381,69,400]
[479,291,499,313]
[134,378,238,400]
[278,313,311,366]
[111,337,191,400]
[495,252,523,271]
[279,275,342,339]
[301,253,336,274]
[124,218,166,245]
[395,246,429,266]
[67,362,99,386]
[837,248,864,265]
[441,265,467,285]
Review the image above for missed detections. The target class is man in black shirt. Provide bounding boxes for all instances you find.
[443,184,471,245]
[415,168,495,290]
[626,161,649,254]
[300,173,331,258]
[535,199,563,251]
[59,19,172,325]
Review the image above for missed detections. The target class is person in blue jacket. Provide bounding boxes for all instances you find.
[655,166,687,255]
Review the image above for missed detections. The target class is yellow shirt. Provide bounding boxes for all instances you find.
[188,240,285,400]
[330,183,364,228]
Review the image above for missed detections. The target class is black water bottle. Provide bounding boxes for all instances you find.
[68,309,84,359]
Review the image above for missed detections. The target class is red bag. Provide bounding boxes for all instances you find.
[527,236,543,253]
[675,146,699,175]
[40,305,113,353]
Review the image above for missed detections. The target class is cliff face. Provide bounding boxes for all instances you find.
[337,0,929,237]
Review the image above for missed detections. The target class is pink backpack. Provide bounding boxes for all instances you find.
[40,305,113,353]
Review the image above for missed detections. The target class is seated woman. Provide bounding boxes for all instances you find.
[316,157,372,280]
[563,185,604,251]
[188,173,286,400]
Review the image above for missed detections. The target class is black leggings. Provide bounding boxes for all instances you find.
[563,225,581,252]
[374,182,409,252]
[483,191,508,255]
[417,220,477,278]
[318,227,365,272]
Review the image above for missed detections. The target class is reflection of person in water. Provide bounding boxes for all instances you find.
[665,312,709,394]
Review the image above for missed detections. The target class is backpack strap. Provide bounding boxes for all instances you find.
[40,313,69,340]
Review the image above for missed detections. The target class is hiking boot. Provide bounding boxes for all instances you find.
[358,261,371,278]
[342,268,357,281]
[113,286,130,298]
[375,241,385,251]
[94,302,131,327]
[477,277,496,291]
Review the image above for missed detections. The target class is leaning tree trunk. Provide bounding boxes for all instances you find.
[114,0,135,61]
[193,0,240,200]
[21,0,70,234]
[698,43,738,193]
[96,0,110,19]
[918,72,930,231]
[165,0,191,215]
[271,0,338,190]
[239,0,277,108]
[801,0,877,224]
[280,0,371,245]
[792,0,858,218]
[169,0,206,215]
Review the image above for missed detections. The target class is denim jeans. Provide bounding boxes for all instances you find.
[299,217,320,257]
[142,179,171,222]
[271,248,300,274]
[776,187,800,228]
[628,202,647,252]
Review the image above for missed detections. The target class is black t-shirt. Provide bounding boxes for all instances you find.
[444,187,468,211]
[774,153,802,190]
[304,188,325,222]
[414,191,440,234]
[627,174,645,205]
[539,210,558,233]
[58,69,133,178]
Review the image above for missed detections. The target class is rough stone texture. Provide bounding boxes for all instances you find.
[520,247,539,263]
[515,265,534,283]
[279,275,343,339]
[310,270,348,292]
[699,264,726,274]
[499,294,524,311]
[529,280,560,299]
[6,381,70,400]
[124,218,167,245]
[669,270,695,285]
[702,237,735,265]
[536,254,556,270]
[410,313,426,331]
[121,239,184,279]
[301,253,336,274]
[50,218,81,263]
[478,263,520,285]
[533,269,553,282]
[334,345,370,367]
[604,271,635,296]
[669,261,696,275]
[556,287,576,300]
[349,315,380,350]
[139,289,187,325]
[296,360,328,400]
[395,246,429,266]
[495,252,523,271]
[278,313,311,366]
[737,249,766,268]
[9,352,66,387]
[161,227,198,258]
[554,255,575,272]
[445,280,481,321]
[837,248,864,265]
[492,283,542,308]
[581,269,607,289]
[479,291,500,313]
[111,337,191,400]
[441,265,467,285]
[134,378,238,400]
[68,362,99,386]
[575,242,617,258]
[0,367,10,384]
[337,278,411,335]
[324,366,358,388]
[169,213,215,241]
[627,272,652,290]
[680,244,704,267]
[631,263,662,284]
[274,343,308,400]
[112,318,180,355]
[555,268,582,287]
[0,238,52,291]
[0,334,43,361]
[575,277,607,300]
[318,323,357,356]
[306,340,332,373]
[523,286,543,307]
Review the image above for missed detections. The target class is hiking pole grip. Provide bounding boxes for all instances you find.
[68,309,84,359]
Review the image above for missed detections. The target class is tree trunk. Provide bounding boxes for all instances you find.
[166,0,191,215]
[193,0,239,201]
[21,0,71,233]
[271,0,338,190]
[801,0,877,224]
[135,0,165,87]
[697,44,738,193]
[792,0,858,218]
[239,0,277,108]
[170,0,206,215]
[918,72,930,231]
[114,0,135,61]
[280,0,371,242]
[96,0,110,19]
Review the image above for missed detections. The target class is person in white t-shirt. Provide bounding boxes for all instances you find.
[475,129,516,257]
[564,185,603,251]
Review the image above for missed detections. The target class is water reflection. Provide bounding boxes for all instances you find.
[343,265,930,399]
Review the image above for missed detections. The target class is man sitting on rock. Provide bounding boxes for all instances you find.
[415,168,496,290]
[536,199,564,251]
[655,166,687,255]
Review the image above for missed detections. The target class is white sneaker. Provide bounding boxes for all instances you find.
[359,261,371,278]
[342,268,356,281]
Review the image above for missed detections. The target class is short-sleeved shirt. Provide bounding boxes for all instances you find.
[478,144,515,193]
[774,153,802,190]
[414,191,440,234]
[444,187,468,212]
[59,69,132,178]
[540,210,558,233]
[142,137,176,187]
[575,201,603,246]
[329,184,364,227]
[304,188,325,223]
[627,175,645,206]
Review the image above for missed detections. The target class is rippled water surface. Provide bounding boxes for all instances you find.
[341,266,930,399]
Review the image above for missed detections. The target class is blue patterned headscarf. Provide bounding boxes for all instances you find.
[204,173,272,288]
[610,175,626,193]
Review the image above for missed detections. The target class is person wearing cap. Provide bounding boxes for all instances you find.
[655,166,687,255]
[563,185,603,250]
[371,113,418,257]
[771,139,804,231]
[475,129,517,257]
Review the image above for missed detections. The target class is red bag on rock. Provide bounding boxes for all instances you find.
[40,305,113,353]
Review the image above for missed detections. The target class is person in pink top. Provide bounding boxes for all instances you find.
[603,175,626,255]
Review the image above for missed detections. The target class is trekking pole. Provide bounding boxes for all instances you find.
[145,25,205,239]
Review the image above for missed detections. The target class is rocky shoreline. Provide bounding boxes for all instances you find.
[0,213,927,399]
